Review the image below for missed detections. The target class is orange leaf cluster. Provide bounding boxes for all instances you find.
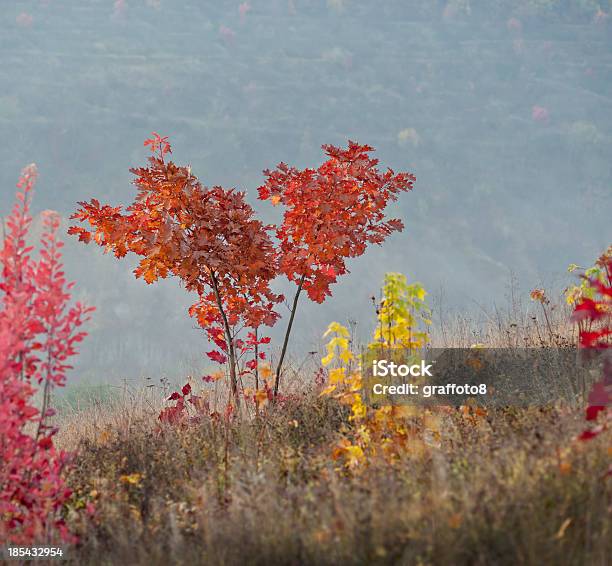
[69,134,415,400]
[258,141,415,302]
[69,136,283,336]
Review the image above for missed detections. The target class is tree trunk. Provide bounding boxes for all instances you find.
[274,274,305,397]
[210,271,241,408]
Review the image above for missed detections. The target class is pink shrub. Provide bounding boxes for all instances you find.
[112,0,127,20]
[0,165,93,544]
[239,1,251,22]
[506,17,522,34]
[531,105,550,123]
[219,25,236,45]
[16,12,34,28]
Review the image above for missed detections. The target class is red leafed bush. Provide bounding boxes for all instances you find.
[572,249,611,443]
[0,165,93,544]
[159,382,200,425]
[158,381,240,426]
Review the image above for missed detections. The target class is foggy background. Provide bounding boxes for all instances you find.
[1,0,610,383]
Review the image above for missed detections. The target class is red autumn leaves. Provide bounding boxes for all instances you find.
[70,133,284,400]
[572,250,611,442]
[70,134,281,334]
[158,382,211,426]
[1,165,93,544]
[69,133,415,400]
[259,141,414,303]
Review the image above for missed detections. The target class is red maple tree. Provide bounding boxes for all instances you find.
[69,134,282,404]
[258,141,415,394]
[70,134,415,403]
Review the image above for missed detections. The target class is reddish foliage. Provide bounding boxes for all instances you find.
[206,350,228,364]
[158,380,242,427]
[159,382,209,426]
[16,12,34,27]
[112,0,127,19]
[70,134,281,327]
[578,428,602,441]
[532,105,550,123]
[71,134,414,400]
[585,404,605,422]
[573,252,611,441]
[572,298,608,324]
[259,141,415,303]
[239,1,251,22]
[259,141,415,395]
[70,134,282,399]
[1,165,93,544]
[219,25,236,44]
[506,17,522,33]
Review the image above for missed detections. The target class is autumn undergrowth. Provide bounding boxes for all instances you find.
[60,392,609,566]
[58,260,611,566]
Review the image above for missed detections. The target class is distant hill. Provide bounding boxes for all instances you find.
[1,0,610,379]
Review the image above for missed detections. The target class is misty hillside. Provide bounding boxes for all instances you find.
[1,0,610,380]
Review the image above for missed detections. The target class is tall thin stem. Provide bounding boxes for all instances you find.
[209,270,241,408]
[254,327,259,392]
[274,274,305,397]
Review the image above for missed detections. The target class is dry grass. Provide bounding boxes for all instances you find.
[59,393,610,566]
[53,293,611,566]
[430,288,577,348]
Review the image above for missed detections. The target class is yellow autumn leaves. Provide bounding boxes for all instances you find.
[318,272,444,471]
[319,323,364,420]
[119,473,142,486]
[321,322,353,367]
[564,245,611,305]
[370,273,431,352]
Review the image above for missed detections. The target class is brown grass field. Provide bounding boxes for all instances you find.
[54,297,611,566]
